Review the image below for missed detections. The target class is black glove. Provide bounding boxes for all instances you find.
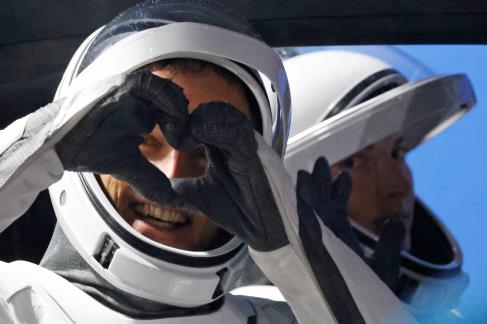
[296,157,405,290]
[369,218,405,291]
[55,69,190,206]
[170,102,289,252]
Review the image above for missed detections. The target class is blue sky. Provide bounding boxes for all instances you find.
[399,45,487,322]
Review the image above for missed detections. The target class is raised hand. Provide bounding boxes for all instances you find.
[170,102,289,251]
[296,157,406,290]
[56,69,189,206]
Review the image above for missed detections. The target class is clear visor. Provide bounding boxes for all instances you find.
[60,22,290,157]
[284,74,476,181]
[279,45,435,82]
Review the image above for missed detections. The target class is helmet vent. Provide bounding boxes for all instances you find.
[95,235,120,269]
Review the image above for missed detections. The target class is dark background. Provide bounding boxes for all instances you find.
[2,1,487,125]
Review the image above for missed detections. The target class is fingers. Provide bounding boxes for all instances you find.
[103,99,157,138]
[311,157,332,203]
[127,69,189,120]
[306,158,365,258]
[125,69,190,149]
[297,168,337,230]
[169,178,208,217]
[331,172,352,212]
[169,169,255,243]
[371,218,406,290]
[309,156,352,218]
[170,175,236,226]
[296,170,320,209]
[189,102,257,160]
[311,157,352,210]
[376,218,406,252]
[112,153,181,208]
[90,134,181,207]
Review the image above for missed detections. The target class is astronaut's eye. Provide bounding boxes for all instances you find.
[338,155,363,169]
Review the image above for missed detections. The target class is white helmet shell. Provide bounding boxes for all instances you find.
[286,50,407,137]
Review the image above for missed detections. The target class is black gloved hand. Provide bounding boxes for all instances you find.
[56,70,288,252]
[170,102,289,252]
[369,218,405,290]
[55,69,189,206]
[296,157,405,290]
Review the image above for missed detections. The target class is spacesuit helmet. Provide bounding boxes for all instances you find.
[48,0,290,308]
[283,48,473,316]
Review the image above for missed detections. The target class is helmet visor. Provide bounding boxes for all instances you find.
[285,74,476,181]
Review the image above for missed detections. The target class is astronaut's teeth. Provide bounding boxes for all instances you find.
[134,204,188,224]
[154,207,162,218]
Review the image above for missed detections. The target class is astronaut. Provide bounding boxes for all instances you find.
[0,1,416,323]
[282,49,473,321]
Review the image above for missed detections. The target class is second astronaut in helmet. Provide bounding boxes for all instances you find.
[283,48,473,319]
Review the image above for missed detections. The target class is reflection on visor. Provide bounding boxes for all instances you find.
[284,74,476,182]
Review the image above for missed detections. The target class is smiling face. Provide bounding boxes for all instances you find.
[99,63,252,251]
[331,135,415,250]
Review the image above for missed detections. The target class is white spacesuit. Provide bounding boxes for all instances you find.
[282,49,473,321]
[0,2,415,323]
